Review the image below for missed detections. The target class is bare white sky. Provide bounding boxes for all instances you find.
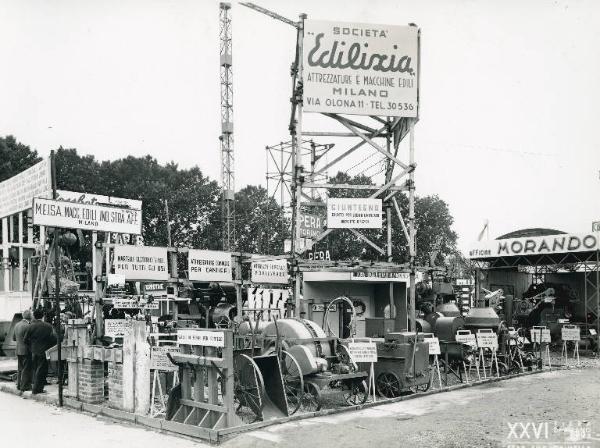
[1,0,599,252]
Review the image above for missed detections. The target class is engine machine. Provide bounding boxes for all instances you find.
[371,332,431,398]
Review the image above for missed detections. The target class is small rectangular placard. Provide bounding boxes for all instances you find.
[177,329,225,347]
[561,325,580,341]
[424,336,441,355]
[114,245,169,281]
[531,327,551,343]
[113,297,159,310]
[188,249,232,282]
[150,346,180,371]
[347,342,378,363]
[104,319,132,338]
[476,331,498,349]
[456,331,477,347]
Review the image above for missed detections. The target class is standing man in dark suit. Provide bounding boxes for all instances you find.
[24,309,57,394]
[13,309,32,392]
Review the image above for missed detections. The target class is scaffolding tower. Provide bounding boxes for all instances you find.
[219,2,235,250]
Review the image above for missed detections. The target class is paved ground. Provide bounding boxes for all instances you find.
[1,367,599,447]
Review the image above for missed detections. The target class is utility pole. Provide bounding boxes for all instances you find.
[220,2,235,251]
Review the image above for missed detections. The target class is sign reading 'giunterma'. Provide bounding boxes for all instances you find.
[302,21,419,117]
[327,198,382,229]
[32,198,142,234]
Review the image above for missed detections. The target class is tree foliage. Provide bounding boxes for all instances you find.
[2,137,459,267]
[0,136,42,182]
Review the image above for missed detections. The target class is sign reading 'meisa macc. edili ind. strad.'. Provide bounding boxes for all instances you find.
[468,232,600,259]
[32,197,142,234]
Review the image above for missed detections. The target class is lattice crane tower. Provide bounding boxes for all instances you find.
[219,2,235,250]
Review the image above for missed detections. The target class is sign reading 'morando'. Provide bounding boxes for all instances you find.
[468,232,599,259]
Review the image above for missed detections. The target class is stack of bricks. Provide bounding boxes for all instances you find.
[78,359,105,403]
[107,362,124,409]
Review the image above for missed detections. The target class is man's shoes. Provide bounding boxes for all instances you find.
[20,386,32,392]
[32,390,46,395]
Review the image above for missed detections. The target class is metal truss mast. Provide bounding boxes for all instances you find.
[220,2,235,250]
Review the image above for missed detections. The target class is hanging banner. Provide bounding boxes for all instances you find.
[468,232,600,259]
[251,259,288,284]
[177,329,225,347]
[32,198,142,234]
[0,157,52,218]
[327,198,382,229]
[347,342,378,363]
[150,346,180,371]
[56,190,142,210]
[114,245,169,281]
[188,250,232,282]
[302,20,419,117]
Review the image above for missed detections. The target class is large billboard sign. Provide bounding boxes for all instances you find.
[468,232,600,259]
[327,198,382,229]
[302,21,419,117]
[0,157,52,218]
[251,259,288,284]
[113,245,169,281]
[188,249,232,282]
[32,198,142,234]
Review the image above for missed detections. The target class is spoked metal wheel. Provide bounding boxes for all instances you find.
[376,372,402,398]
[281,350,304,415]
[342,379,368,406]
[233,354,265,424]
[302,381,322,412]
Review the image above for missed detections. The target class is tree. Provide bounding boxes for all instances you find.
[234,185,288,255]
[0,136,41,182]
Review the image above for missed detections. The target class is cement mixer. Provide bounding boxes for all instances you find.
[257,318,369,411]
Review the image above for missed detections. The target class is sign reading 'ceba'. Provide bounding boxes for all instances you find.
[468,233,599,259]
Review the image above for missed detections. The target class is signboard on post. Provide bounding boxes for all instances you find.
[104,319,132,338]
[423,336,441,355]
[150,346,180,371]
[251,259,288,284]
[302,20,419,117]
[561,325,581,341]
[531,327,551,343]
[188,250,232,282]
[177,329,225,347]
[476,331,498,349]
[32,198,142,234]
[299,213,324,238]
[456,331,477,347]
[0,157,51,218]
[347,342,378,363]
[114,245,169,281]
[327,198,382,229]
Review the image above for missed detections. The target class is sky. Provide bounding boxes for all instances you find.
[1,0,600,253]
